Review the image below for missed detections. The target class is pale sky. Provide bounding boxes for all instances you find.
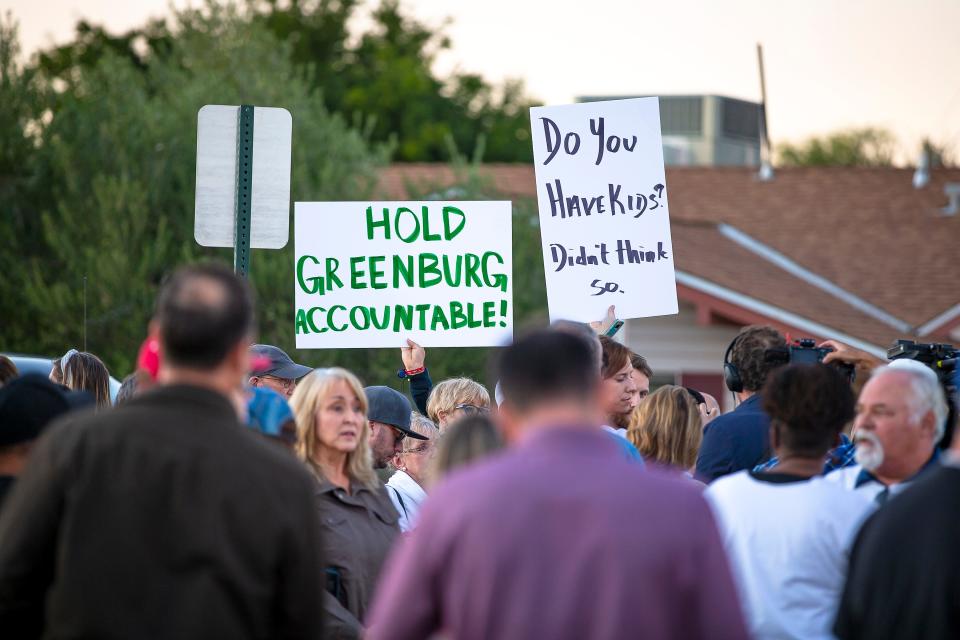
[7,0,960,163]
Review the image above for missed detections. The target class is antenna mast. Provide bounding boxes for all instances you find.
[757,43,774,180]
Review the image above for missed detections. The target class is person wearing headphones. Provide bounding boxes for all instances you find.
[695,326,787,483]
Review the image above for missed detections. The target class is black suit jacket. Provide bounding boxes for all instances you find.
[0,384,323,639]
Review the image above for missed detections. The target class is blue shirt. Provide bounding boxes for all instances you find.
[754,434,857,475]
[602,427,645,466]
[696,394,771,483]
[853,449,941,504]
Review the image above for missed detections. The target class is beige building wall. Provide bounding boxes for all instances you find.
[624,301,740,411]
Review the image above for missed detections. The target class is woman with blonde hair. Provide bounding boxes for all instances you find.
[627,385,703,474]
[289,367,399,640]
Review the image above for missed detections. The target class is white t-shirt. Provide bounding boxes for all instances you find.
[705,470,875,640]
[386,470,427,533]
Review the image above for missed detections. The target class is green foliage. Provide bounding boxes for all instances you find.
[0,7,387,375]
[0,6,548,387]
[921,138,955,168]
[777,127,897,167]
[34,0,539,163]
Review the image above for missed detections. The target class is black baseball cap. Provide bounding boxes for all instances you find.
[364,386,428,440]
[249,344,312,380]
[0,374,93,446]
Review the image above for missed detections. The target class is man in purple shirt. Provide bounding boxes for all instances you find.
[367,329,749,640]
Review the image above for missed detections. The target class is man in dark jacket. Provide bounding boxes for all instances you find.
[696,325,786,482]
[0,263,324,639]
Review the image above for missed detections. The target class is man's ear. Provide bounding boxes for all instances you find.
[497,402,523,444]
[228,339,250,378]
[920,410,938,439]
[248,376,260,387]
[588,380,607,422]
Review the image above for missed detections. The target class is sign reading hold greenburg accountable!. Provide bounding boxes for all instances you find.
[295,201,513,348]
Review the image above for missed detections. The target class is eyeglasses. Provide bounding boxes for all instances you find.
[454,403,489,416]
[261,376,295,392]
[402,443,432,455]
[391,426,407,443]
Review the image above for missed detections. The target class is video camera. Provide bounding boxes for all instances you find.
[887,340,959,379]
[887,339,959,448]
[765,338,856,381]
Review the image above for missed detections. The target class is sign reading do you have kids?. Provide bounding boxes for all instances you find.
[530,97,679,323]
[295,201,513,348]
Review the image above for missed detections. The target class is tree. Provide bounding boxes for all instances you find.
[777,127,897,167]
[0,7,386,376]
[1,5,549,385]
[33,0,539,163]
[0,13,48,348]
[920,138,955,168]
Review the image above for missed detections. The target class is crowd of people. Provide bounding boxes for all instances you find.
[0,261,958,639]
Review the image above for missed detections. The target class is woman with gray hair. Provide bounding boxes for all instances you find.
[386,413,439,532]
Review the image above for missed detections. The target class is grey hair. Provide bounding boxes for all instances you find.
[402,413,440,452]
[873,361,948,440]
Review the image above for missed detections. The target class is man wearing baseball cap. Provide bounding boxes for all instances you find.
[365,386,429,469]
[248,344,312,399]
[0,374,92,510]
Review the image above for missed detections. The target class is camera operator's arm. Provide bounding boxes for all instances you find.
[819,340,885,377]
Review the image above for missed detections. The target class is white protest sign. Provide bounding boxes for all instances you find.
[294,201,513,348]
[194,104,292,249]
[530,98,678,322]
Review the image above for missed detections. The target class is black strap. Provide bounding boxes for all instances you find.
[388,484,410,521]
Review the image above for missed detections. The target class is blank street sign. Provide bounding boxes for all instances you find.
[194,105,292,249]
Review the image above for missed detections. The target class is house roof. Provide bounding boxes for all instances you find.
[376,164,960,349]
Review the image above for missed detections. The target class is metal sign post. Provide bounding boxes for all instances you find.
[194,104,292,277]
[234,105,254,276]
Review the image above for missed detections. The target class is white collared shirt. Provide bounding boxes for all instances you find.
[386,470,428,533]
[825,462,931,503]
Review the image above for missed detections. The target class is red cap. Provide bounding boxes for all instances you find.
[136,336,160,381]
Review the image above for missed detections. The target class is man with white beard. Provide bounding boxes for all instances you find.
[826,360,948,504]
